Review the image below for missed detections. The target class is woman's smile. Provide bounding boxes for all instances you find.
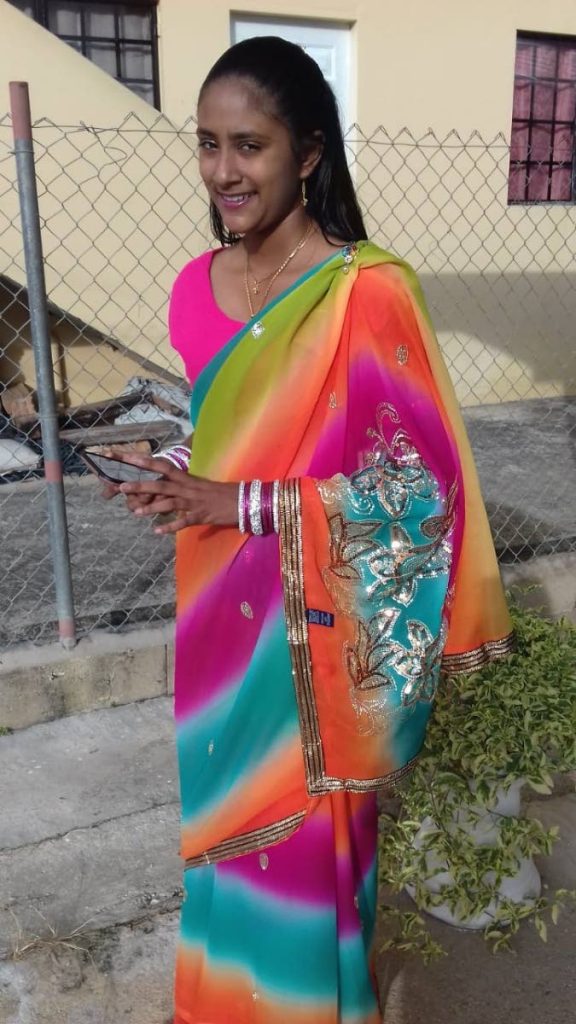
[215,190,256,209]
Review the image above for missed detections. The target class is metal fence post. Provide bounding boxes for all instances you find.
[9,82,76,649]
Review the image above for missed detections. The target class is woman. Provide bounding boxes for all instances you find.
[108,36,513,1024]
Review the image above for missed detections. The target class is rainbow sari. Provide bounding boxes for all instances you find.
[173,242,512,1023]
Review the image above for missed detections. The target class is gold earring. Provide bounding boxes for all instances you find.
[301,179,308,207]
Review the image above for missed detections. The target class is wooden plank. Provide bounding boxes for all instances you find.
[60,391,144,427]
[2,383,36,420]
[57,420,178,447]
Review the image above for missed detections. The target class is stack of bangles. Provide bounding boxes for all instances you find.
[238,480,280,536]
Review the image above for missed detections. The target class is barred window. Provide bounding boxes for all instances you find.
[509,32,576,203]
[8,0,160,109]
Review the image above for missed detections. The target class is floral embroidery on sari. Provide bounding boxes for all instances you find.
[317,404,455,735]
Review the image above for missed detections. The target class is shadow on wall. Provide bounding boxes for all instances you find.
[418,271,575,402]
[1,269,574,406]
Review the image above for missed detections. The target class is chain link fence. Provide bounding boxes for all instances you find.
[1,114,575,648]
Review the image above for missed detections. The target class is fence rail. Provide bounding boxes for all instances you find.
[1,112,574,648]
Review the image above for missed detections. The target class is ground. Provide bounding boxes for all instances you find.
[1,696,575,1023]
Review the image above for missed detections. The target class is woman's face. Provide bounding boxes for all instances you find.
[196,77,304,237]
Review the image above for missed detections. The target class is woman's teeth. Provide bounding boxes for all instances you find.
[219,193,253,206]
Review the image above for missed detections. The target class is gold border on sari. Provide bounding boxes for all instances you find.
[184,810,306,870]
[441,631,515,675]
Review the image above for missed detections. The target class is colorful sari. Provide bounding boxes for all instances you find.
[173,242,512,1023]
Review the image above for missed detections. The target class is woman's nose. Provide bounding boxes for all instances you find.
[213,149,241,187]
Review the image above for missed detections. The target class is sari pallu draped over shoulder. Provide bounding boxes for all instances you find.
[175,241,513,868]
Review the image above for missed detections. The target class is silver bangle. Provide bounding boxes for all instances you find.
[249,479,263,536]
[238,481,246,534]
[152,446,191,471]
[272,480,280,534]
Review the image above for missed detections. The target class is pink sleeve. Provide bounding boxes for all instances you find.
[168,249,243,386]
[168,256,208,383]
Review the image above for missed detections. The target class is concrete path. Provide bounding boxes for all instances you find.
[0,698,181,958]
[1,697,575,1023]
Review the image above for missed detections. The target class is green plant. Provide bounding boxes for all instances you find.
[379,600,576,957]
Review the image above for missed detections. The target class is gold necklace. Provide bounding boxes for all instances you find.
[249,267,276,295]
[244,221,315,318]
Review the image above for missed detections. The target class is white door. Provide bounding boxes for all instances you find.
[231,16,354,131]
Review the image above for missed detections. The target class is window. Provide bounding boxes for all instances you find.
[231,15,353,131]
[509,32,576,203]
[8,1,160,108]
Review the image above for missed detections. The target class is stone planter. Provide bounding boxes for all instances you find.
[407,779,542,930]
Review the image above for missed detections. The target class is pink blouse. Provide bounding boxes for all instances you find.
[168,250,245,386]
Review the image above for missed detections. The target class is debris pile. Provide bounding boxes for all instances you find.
[0,377,191,483]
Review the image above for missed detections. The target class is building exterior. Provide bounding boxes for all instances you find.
[3,0,576,136]
[0,0,575,405]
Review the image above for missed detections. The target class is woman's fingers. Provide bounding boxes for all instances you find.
[126,493,155,511]
[110,450,184,482]
[133,498,180,517]
[119,478,186,499]
[153,513,195,535]
[100,482,120,500]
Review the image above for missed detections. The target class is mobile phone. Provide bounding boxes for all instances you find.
[78,450,164,484]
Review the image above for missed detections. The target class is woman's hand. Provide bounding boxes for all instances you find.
[110,452,238,535]
[100,456,175,513]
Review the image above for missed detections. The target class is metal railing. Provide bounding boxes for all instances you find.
[1,103,574,648]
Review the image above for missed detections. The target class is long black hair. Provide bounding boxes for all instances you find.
[198,36,367,246]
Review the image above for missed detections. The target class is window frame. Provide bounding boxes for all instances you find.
[509,30,576,205]
[10,0,161,109]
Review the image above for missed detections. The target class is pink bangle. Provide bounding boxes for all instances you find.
[261,482,274,535]
[152,445,190,472]
[243,483,252,535]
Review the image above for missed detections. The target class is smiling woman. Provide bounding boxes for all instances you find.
[104,34,513,1024]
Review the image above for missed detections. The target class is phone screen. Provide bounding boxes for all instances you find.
[79,450,164,484]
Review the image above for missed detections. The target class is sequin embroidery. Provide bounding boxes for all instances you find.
[317,403,456,734]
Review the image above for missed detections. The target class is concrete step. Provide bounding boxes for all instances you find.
[0,697,181,958]
[0,624,174,732]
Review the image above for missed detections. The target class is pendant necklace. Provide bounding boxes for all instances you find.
[244,220,315,319]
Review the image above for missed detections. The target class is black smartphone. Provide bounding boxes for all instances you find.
[78,450,164,484]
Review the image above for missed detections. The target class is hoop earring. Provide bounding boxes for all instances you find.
[301,179,308,207]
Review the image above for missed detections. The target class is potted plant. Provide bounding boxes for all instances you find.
[379,598,576,958]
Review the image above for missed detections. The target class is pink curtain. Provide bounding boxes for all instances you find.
[509,37,576,202]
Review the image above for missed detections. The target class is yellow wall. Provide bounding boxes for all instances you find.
[0,0,575,405]
[157,0,576,135]
[6,0,575,137]
[0,279,170,407]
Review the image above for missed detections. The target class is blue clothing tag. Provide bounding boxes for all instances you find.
[306,608,335,628]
